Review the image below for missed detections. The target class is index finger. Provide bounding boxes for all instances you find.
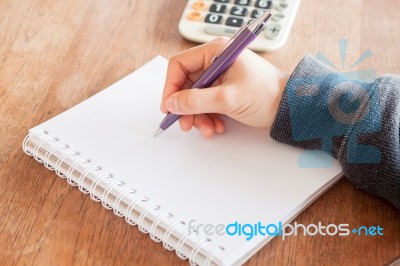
[160,37,229,113]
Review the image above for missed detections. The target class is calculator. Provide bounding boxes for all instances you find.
[178,0,301,52]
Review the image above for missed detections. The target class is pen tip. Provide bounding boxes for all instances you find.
[153,128,164,137]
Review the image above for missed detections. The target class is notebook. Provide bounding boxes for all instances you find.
[22,56,342,265]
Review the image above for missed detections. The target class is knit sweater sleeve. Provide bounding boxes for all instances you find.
[270,54,400,209]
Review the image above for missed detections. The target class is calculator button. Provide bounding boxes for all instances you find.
[192,1,208,11]
[230,6,247,16]
[226,17,244,27]
[255,0,272,9]
[265,23,281,39]
[275,2,288,11]
[271,12,285,22]
[250,9,264,18]
[205,14,223,24]
[214,0,231,3]
[209,3,227,13]
[234,0,251,6]
[204,26,236,37]
[187,11,203,21]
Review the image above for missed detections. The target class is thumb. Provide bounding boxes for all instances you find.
[165,87,228,115]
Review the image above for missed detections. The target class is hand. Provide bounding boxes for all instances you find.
[160,37,289,138]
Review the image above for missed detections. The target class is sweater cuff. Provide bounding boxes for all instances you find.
[270,54,380,163]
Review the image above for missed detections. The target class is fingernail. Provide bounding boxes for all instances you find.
[166,96,178,112]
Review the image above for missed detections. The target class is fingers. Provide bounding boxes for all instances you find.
[179,115,194,132]
[165,84,232,138]
[160,38,229,113]
[208,114,225,134]
[166,86,226,138]
[179,114,225,138]
[165,85,232,115]
[159,37,232,138]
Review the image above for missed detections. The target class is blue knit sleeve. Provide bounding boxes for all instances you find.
[270,54,400,209]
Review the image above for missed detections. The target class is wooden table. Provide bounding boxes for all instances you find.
[1,0,399,265]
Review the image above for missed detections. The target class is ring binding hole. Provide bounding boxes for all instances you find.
[107,173,114,178]
[118,181,125,186]
[54,137,60,142]
[43,130,49,134]
[64,144,70,149]
[74,151,80,155]
[141,197,149,202]
[86,159,92,163]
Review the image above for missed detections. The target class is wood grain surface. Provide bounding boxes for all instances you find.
[0,0,399,265]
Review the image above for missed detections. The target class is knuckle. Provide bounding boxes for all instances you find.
[215,88,238,113]
[212,36,229,44]
[182,91,197,111]
[168,55,179,66]
[210,37,230,51]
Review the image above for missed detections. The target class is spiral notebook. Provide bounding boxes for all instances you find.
[22,56,342,265]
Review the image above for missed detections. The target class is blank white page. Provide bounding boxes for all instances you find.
[31,56,342,265]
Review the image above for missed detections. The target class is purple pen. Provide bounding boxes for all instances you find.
[154,10,271,137]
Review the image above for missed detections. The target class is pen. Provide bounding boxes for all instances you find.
[154,10,272,137]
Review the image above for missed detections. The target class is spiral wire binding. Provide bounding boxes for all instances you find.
[33,136,52,163]
[176,231,193,260]
[77,165,100,194]
[124,196,148,226]
[55,150,79,178]
[66,156,83,187]
[163,220,186,251]
[43,141,66,170]
[22,130,224,265]
[89,172,113,202]
[101,179,124,210]
[205,246,225,266]
[138,204,160,233]
[189,238,211,266]
[22,133,34,156]
[101,180,126,209]
[149,212,173,242]
[113,188,136,217]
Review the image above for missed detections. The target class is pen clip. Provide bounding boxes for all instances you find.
[210,26,246,64]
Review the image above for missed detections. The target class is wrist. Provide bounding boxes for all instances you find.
[266,69,289,129]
